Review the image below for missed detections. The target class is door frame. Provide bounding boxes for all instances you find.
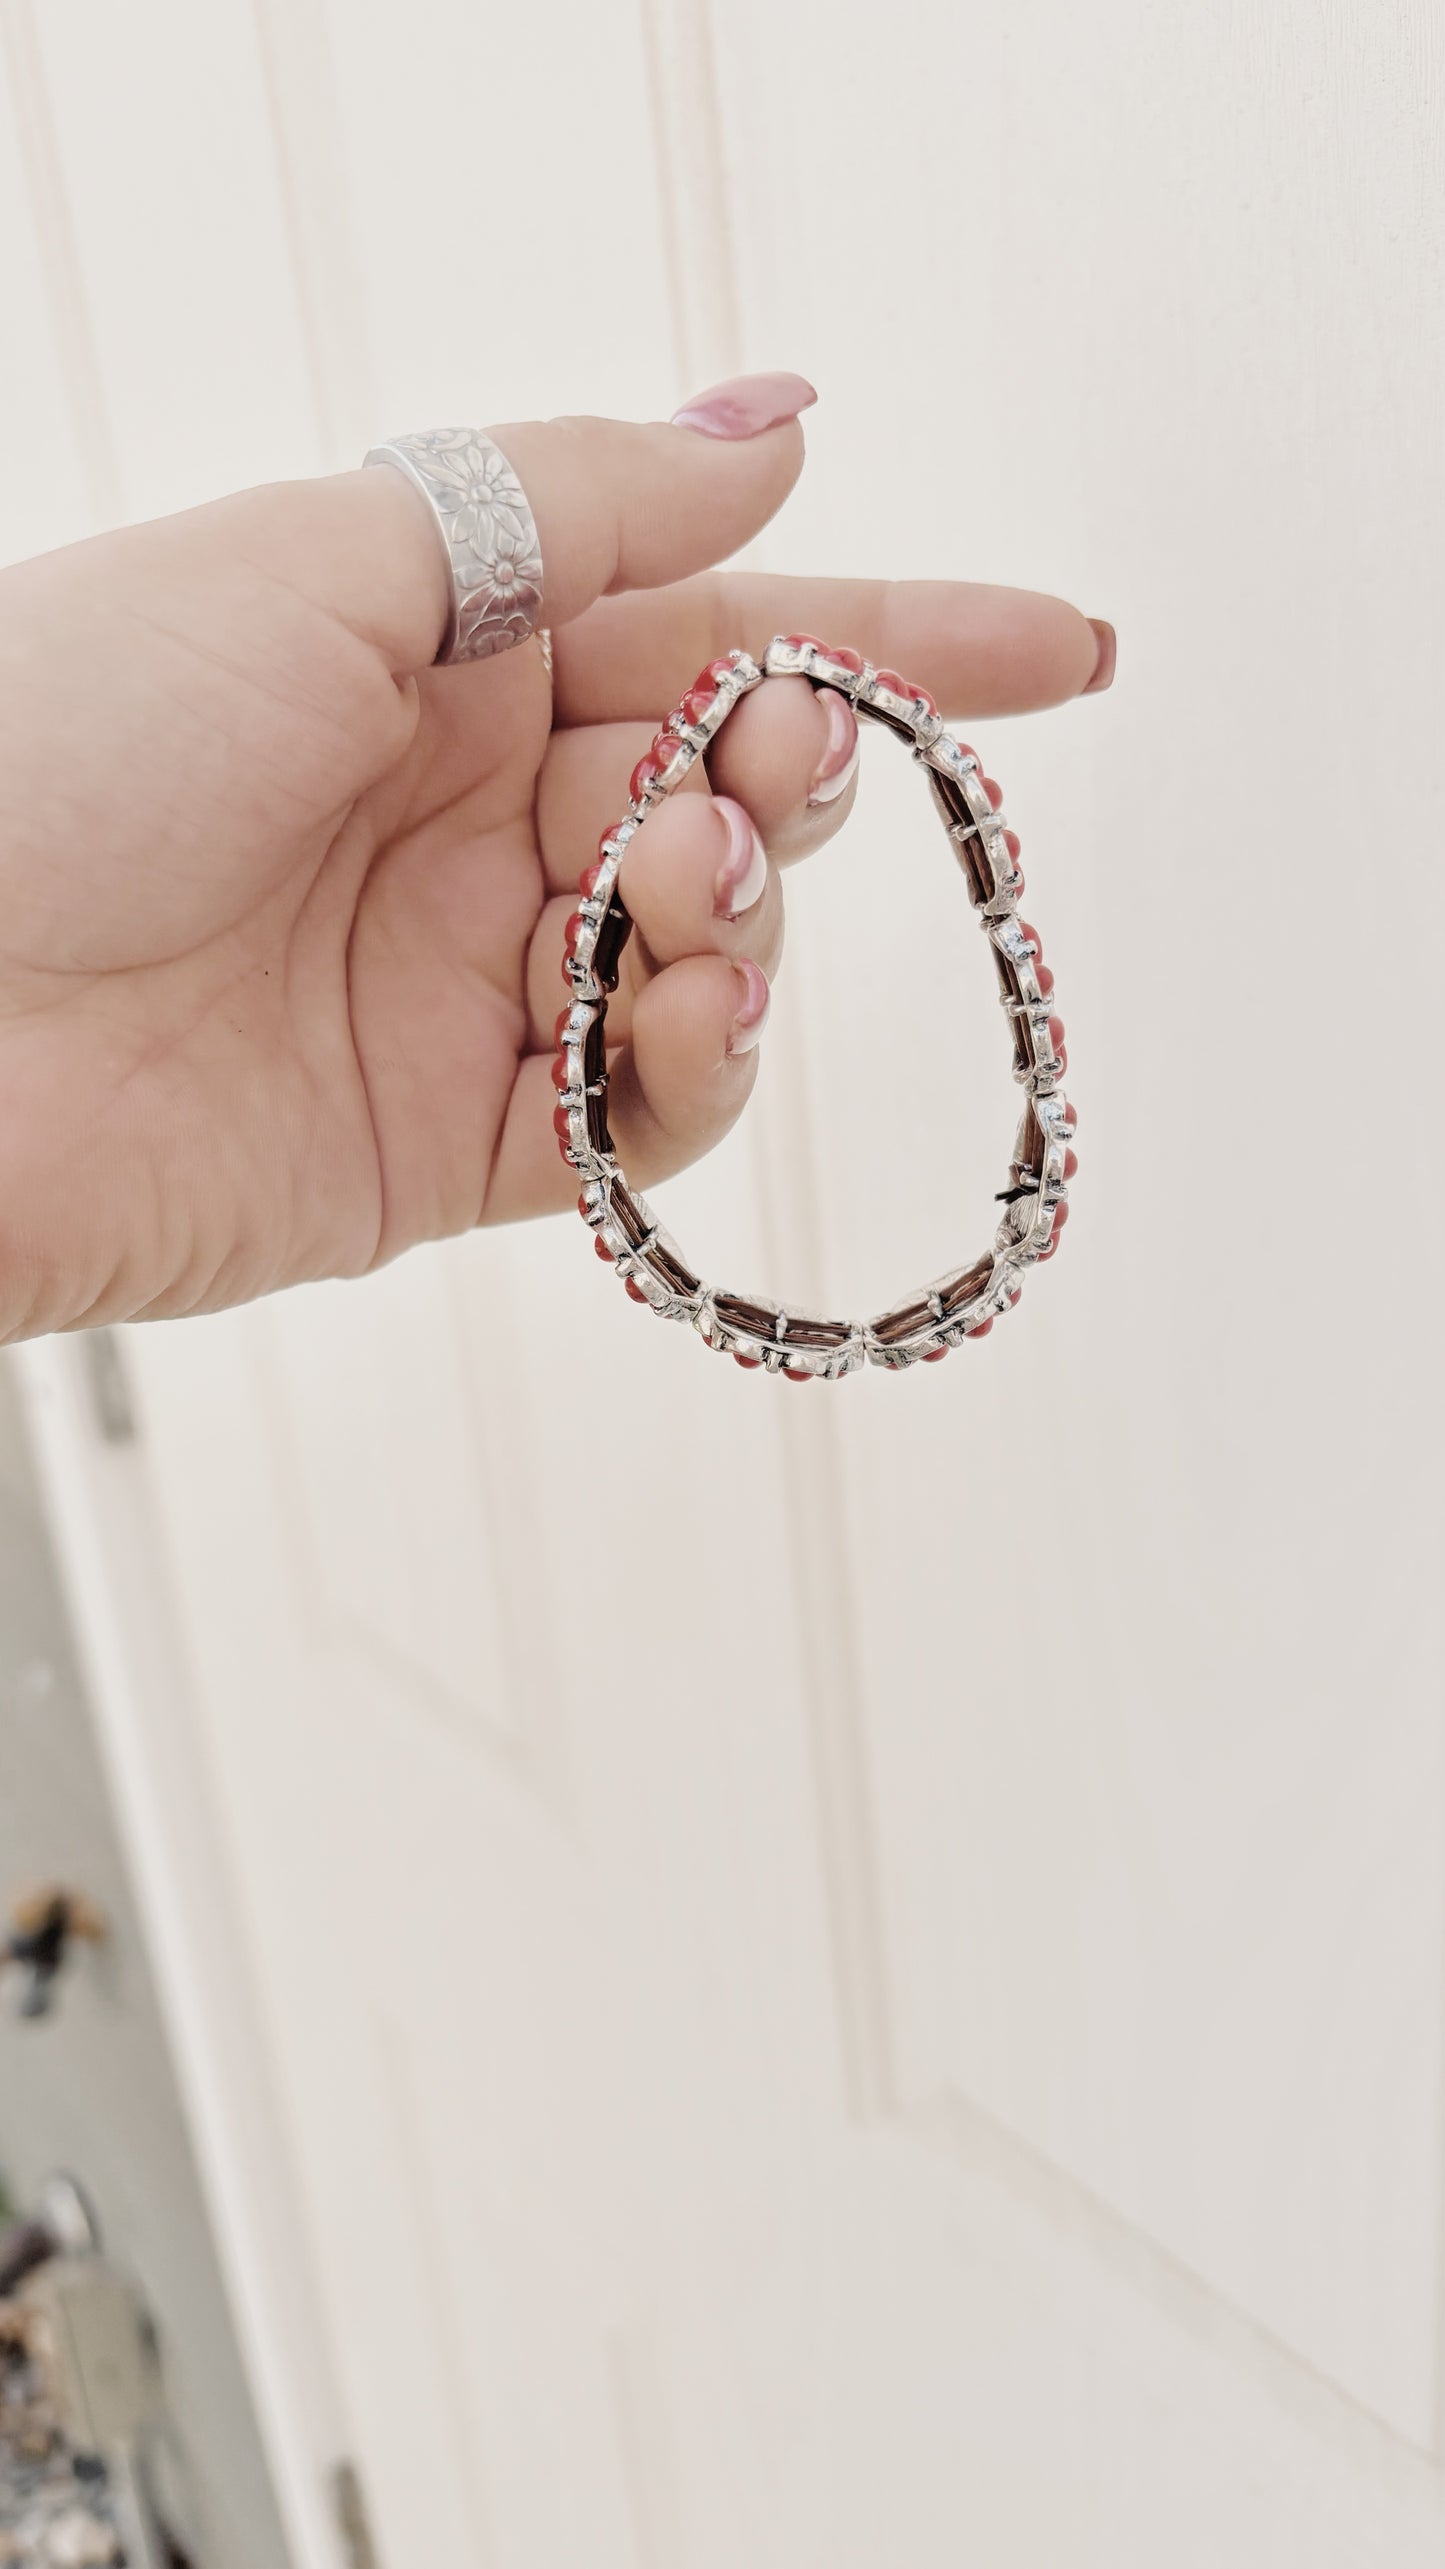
[15,1330,350,2569]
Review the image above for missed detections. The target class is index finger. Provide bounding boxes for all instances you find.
[553,570,1113,726]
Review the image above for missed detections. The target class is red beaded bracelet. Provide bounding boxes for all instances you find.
[553,635,1075,1378]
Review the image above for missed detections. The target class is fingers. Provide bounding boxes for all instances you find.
[705,676,860,864]
[620,793,785,974]
[523,786,784,1050]
[535,720,710,897]
[526,677,861,1049]
[487,957,770,1224]
[555,569,1112,727]
[536,675,858,894]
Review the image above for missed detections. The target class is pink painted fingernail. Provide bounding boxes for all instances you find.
[670,371,818,440]
[1083,619,1116,694]
[713,798,769,919]
[807,693,860,806]
[727,959,771,1054]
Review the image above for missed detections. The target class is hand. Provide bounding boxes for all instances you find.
[0,372,1112,1339]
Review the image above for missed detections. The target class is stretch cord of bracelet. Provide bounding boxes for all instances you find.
[552,634,1077,1379]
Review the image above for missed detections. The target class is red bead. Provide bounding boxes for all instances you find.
[563,911,585,959]
[824,646,864,675]
[732,1351,763,1370]
[1037,1235,1060,1261]
[982,776,1002,809]
[1054,1045,1069,1073]
[594,1236,614,1262]
[1052,1200,1070,1230]
[680,667,722,725]
[624,1276,649,1303]
[1019,918,1042,957]
[781,633,824,651]
[652,729,682,767]
[578,863,603,901]
[630,751,663,800]
[1064,1147,1079,1180]
[576,1192,591,1218]
[1063,1101,1078,1129]
[1002,828,1022,863]
[956,742,980,767]
[782,1366,813,1384]
[550,1053,570,1090]
[922,1346,949,1363]
[552,1102,573,1140]
[1035,962,1055,996]
[967,1317,994,1338]
[875,668,937,716]
[1048,1016,1066,1054]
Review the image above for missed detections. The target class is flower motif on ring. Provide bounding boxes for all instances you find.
[411,430,524,546]
[478,519,543,599]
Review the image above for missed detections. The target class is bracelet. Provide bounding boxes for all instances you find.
[553,635,1075,1378]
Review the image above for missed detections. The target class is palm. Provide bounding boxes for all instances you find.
[341,647,555,1256]
[0,520,557,1327]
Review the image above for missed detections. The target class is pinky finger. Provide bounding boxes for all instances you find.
[483,956,771,1224]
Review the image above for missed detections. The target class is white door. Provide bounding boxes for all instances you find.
[9,2,1445,2563]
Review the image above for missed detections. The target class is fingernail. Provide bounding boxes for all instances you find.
[670,370,818,440]
[713,798,769,919]
[727,959,771,1055]
[806,693,860,806]
[1083,618,1116,694]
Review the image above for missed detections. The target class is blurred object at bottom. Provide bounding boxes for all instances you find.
[0,2179,192,2568]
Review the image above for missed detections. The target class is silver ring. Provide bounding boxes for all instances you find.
[363,427,544,665]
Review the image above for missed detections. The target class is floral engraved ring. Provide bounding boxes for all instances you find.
[363,428,544,662]
[555,636,1076,1379]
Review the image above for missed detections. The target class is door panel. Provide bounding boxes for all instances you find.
[711,0,1445,2446]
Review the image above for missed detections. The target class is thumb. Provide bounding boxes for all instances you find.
[318,372,816,674]
[493,370,816,628]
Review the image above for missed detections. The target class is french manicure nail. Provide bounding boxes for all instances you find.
[727,959,771,1055]
[807,693,860,806]
[713,798,769,919]
[670,370,818,440]
[1083,618,1116,695]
